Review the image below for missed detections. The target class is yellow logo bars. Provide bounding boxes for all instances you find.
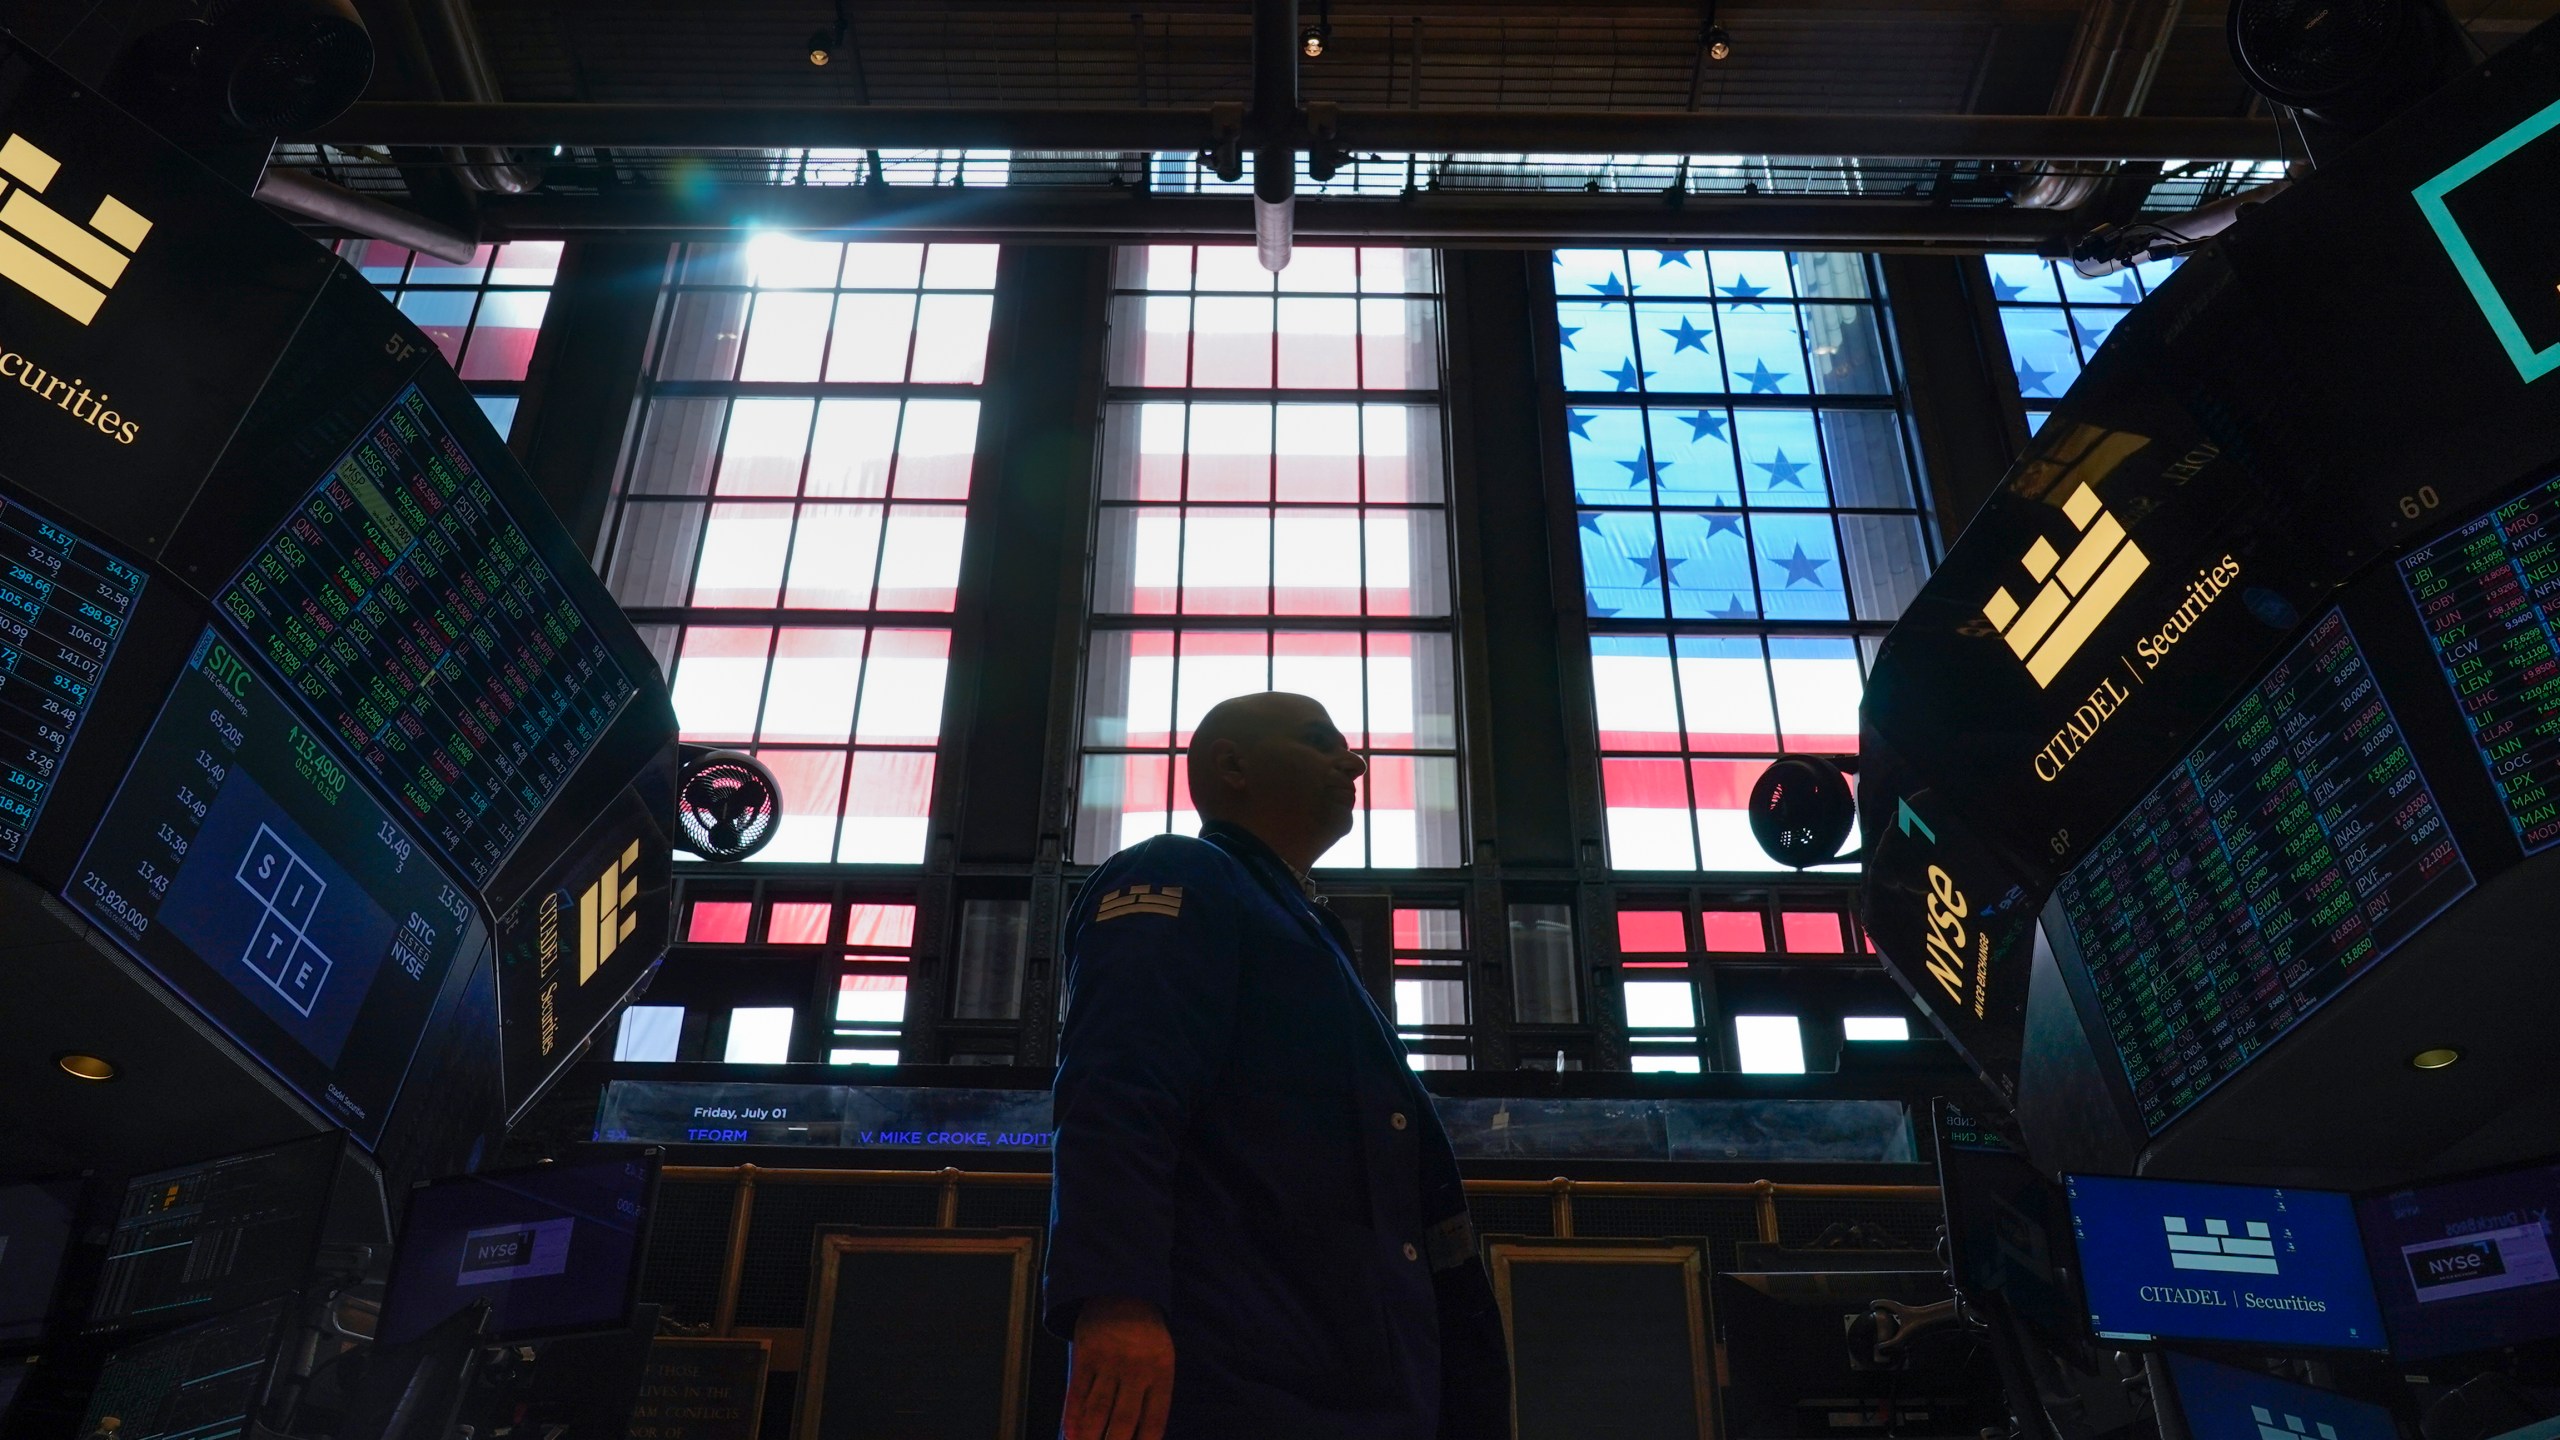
[0,133,153,326]
[1095,884,1184,922]
[578,839,643,983]
[1980,427,2153,689]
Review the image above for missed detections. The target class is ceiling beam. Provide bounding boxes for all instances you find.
[311,103,2281,162]
[453,185,2076,251]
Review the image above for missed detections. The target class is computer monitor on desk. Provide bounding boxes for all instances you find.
[376,1153,660,1347]
[2063,1174,2386,1352]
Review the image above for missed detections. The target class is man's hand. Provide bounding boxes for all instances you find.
[1066,1296,1174,1440]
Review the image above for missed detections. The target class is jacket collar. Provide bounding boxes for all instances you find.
[1198,819,1321,904]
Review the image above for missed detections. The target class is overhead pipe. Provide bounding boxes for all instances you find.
[2013,0,2188,210]
[310,103,2280,165]
[254,166,480,263]
[417,0,541,193]
[1250,0,1299,271]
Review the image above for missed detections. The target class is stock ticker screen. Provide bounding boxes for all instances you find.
[0,493,145,859]
[215,386,634,885]
[69,627,483,1146]
[2053,611,2475,1134]
[2399,472,2560,853]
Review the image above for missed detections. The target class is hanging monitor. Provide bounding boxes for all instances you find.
[89,1133,384,1334]
[68,625,489,1147]
[2356,1154,2560,1360]
[2063,1173,2386,1351]
[2157,1351,2398,1440]
[376,1152,659,1346]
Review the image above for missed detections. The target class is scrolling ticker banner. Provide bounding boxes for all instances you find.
[1859,18,2560,1100]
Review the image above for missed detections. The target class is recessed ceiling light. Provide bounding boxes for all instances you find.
[2410,1047,2462,1071]
[56,1052,117,1082]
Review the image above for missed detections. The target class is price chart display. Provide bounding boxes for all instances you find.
[2398,474,2560,853]
[0,495,145,858]
[2055,612,2474,1133]
[70,627,482,1146]
[218,386,634,883]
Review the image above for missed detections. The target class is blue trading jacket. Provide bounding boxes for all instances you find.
[1045,821,1509,1440]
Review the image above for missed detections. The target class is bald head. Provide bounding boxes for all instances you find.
[1185,692,1366,871]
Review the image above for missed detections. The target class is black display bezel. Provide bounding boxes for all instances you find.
[376,1148,665,1347]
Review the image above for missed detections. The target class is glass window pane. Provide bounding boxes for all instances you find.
[723,1007,795,1063]
[874,505,967,611]
[954,900,1030,1020]
[1985,253,2060,304]
[910,293,994,383]
[1709,250,1796,301]
[606,504,705,610]
[1818,410,1914,509]
[1661,512,1755,620]
[474,395,520,438]
[460,291,549,381]
[656,290,748,380]
[1077,751,1172,861]
[1508,903,1580,1024]
[1363,403,1443,504]
[1552,249,1630,298]
[1181,509,1271,614]
[1557,301,1639,393]
[1565,406,1652,506]
[1275,404,1361,502]
[1628,249,1711,298]
[1838,513,1931,623]
[1844,1016,1910,1041]
[749,749,848,862]
[1632,1055,1702,1074]
[1394,977,1469,1027]
[831,1049,901,1067]
[768,902,832,944]
[1187,402,1273,501]
[1652,407,1740,506]
[1789,252,1870,299]
[761,627,866,742]
[1395,908,1466,950]
[845,903,917,946]
[1734,409,1828,507]
[1603,758,1696,868]
[1701,910,1765,952]
[1590,635,1681,752]
[1633,303,1720,392]
[843,241,924,288]
[1769,637,1862,751]
[488,241,562,286]
[1192,296,1275,387]
[1693,758,1781,871]
[691,503,792,606]
[615,1006,683,1062]
[1617,911,1686,953]
[740,291,833,381]
[687,900,752,942]
[837,975,909,1024]
[2001,308,2080,401]
[1749,513,1847,621]
[671,628,771,741]
[783,504,883,609]
[892,400,981,499]
[1277,296,1359,387]
[717,398,814,495]
[1780,911,1848,954]
[824,293,918,381]
[1624,981,1696,1029]
[840,750,935,862]
[1277,246,1359,293]
[807,399,901,498]
[1674,636,1776,751]
[749,234,843,287]
[922,242,1000,289]
[854,629,950,743]
[399,290,475,365]
[1734,1014,1806,1073]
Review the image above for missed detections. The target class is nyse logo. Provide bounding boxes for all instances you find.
[1982,475,2151,689]
[577,839,643,984]
[2164,1214,2279,1275]
[0,135,152,325]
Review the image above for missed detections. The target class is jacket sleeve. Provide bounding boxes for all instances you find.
[1043,847,1243,1337]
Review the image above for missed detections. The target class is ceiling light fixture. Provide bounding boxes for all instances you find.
[1301,0,1332,59]
[806,28,835,66]
[57,1052,117,1082]
[1706,25,1734,61]
[2410,1047,2462,1070]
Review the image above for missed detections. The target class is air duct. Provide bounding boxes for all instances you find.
[2013,0,2185,210]
[418,0,540,193]
[254,165,479,263]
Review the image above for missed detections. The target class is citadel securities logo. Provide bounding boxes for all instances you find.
[0,133,152,326]
[579,839,643,984]
[1981,472,2152,689]
[2165,1213,2281,1275]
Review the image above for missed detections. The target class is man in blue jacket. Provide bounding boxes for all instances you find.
[1046,691,1510,1440]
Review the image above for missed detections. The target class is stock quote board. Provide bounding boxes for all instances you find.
[1860,17,2560,1173]
[0,38,678,1160]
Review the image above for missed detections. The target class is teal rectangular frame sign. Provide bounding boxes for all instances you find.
[2414,93,2560,383]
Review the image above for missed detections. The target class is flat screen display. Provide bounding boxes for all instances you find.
[90,1135,340,1332]
[0,1178,81,1343]
[2161,1352,2398,1440]
[81,1297,285,1440]
[214,384,634,885]
[69,627,483,1145]
[2356,1155,2560,1359]
[2398,471,2560,854]
[2052,611,2475,1133]
[378,1154,657,1345]
[1935,1104,2080,1346]
[2064,1173,2385,1350]
[0,491,146,858]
